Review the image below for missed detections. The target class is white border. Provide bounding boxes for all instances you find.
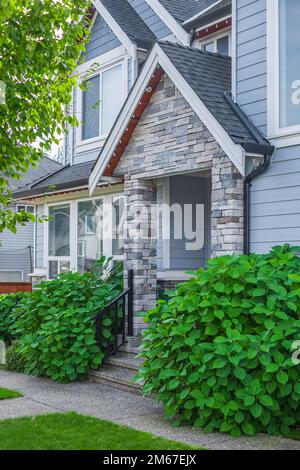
[231,0,237,100]
[267,0,300,146]
[89,42,246,194]
[144,0,190,46]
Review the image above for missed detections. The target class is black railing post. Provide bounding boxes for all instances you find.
[127,269,134,336]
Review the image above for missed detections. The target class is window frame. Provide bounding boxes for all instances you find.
[267,0,300,146]
[198,31,231,56]
[16,204,34,214]
[75,48,128,153]
[45,193,124,279]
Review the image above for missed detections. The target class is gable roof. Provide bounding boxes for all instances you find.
[89,41,273,193]
[160,42,266,148]
[100,0,156,49]
[91,0,156,55]
[159,0,218,23]
[9,157,62,194]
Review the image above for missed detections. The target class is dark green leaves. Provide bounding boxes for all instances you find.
[0,258,123,383]
[138,245,300,437]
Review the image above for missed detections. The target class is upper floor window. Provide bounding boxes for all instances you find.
[82,63,124,142]
[200,33,230,56]
[278,0,300,129]
[268,0,300,140]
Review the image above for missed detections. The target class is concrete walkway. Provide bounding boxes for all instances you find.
[0,370,299,451]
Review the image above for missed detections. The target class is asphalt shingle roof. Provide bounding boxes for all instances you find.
[9,157,62,193]
[14,161,95,199]
[159,41,270,148]
[101,0,156,49]
[160,0,218,23]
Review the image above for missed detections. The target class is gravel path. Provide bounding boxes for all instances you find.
[0,370,299,451]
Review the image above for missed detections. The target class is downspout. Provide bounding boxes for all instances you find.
[243,154,271,255]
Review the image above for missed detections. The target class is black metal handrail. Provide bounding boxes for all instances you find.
[95,270,134,358]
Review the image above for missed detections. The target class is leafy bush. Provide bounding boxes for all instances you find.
[1,258,123,382]
[0,293,27,345]
[138,245,300,437]
[5,341,27,373]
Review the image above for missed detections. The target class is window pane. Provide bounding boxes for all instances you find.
[279,0,300,128]
[77,200,103,274]
[82,75,100,140]
[49,260,58,279]
[101,65,123,135]
[112,196,124,256]
[217,36,229,55]
[59,261,70,274]
[203,42,214,53]
[49,205,70,256]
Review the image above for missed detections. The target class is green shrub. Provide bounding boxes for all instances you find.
[0,293,27,345]
[5,341,27,373]
[138,245,300,437]
[0,257,123,383]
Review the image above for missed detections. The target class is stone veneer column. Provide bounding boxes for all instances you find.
[124,176,157,336]
[211,152,244,256]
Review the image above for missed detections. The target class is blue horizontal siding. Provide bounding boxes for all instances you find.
[250,145,300,252]
[84,14,121,62]
[236,0,267,132]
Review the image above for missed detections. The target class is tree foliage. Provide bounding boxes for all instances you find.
[0,0,90,232]
[137,245,300,437]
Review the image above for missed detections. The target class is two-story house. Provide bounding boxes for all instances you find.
[14,0,300,336]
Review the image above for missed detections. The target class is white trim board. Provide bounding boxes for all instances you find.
[267,0,300,141]
[91,0,137,58]
[183,0,222,26]
[144,0,190,46]
[89,42,246,194]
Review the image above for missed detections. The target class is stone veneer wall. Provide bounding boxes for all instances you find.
[114,74,244,335]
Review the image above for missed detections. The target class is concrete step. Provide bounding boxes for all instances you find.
[88,365,143,395]
[88,351,144,395]
[104,351,143,372]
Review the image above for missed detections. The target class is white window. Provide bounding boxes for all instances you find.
[200,33,230,56]
[0,270,24,282]
[46,194,124,279]
[268,0,300,143]
[81,63,123,141]
[48,204,71,279]
[17,204,34,214]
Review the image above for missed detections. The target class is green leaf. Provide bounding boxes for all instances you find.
[259,395,273,407]
[250,403,263,418]
[213,358,227,369]
[276,370,288,385]
[233,367,246,381]
[242,422,255,436]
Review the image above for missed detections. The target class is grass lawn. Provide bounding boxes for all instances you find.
[0,387,23,400]
[0,413,199,450]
